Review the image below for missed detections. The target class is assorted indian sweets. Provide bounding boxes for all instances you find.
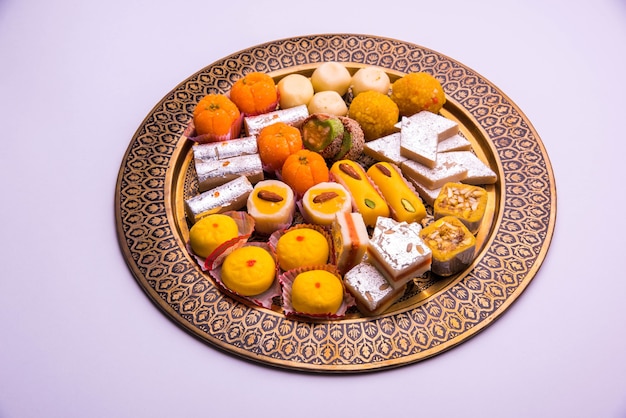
[183,62,498,319]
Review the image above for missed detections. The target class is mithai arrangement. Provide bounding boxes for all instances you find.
[181,62,497,319]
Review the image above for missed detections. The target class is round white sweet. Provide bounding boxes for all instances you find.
[277,74,314,109]
[310,62,352,95]
[307,91,348,116]
[351,66,391,97]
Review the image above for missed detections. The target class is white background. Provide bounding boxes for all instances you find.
[1,0,625,417]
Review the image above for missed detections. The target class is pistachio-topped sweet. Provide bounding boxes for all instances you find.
[330,160,390,227]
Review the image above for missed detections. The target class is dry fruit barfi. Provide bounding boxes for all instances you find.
[433,182,488,234]
[343,260,407,317]
[368,217,432,289]
[420,216,476,277]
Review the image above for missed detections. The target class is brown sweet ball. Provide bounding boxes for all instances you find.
[338,116,365,160]
[390,72,446,116]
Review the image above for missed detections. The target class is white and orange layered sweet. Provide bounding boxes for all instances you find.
[366,162,426,224]
[343,259,406,316]
[330,160,390,227]
[301,182,351,226]
[246,180,295,235]
[367,217,432,289]
[331,212,369,275]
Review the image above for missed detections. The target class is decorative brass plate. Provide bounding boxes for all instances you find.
[115,34,556,373]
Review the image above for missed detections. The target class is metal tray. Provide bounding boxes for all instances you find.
[115,34,556,372]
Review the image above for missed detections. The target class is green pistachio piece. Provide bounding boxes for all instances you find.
[302,115,345,152]
[401,198,416,213]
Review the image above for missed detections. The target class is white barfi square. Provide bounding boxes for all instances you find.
[362,132,407,165]
[367,217,432,289]
[343,260,407,316]
[407,178,442,206]
[399,111,459,168]
[400,116,439,168]
[400,157,468,190]
[437,134,472,153]
[437,151,497,185]
[393,111,459,138]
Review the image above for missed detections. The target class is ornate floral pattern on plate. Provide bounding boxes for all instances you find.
[115,34,556,372]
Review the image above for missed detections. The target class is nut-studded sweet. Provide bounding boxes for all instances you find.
[420,216,476,277]
[433,182,488,234]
